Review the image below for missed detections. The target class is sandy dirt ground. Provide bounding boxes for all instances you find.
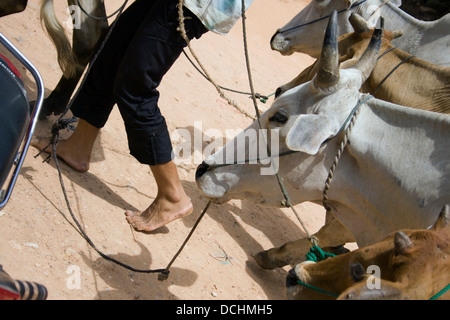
[0,0,335,300]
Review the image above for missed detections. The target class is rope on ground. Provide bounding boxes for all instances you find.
[34,0,215,281]
[36,119,212,279]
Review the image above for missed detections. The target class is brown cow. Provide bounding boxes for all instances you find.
[286,205,450,300]
[276,13,450,114]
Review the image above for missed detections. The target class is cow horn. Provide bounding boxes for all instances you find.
[353,27,383,82]
[392,30,403,39]
[349,13,370,33]
[394,231,413,255]
[432,204,450,231]
[315,10,340,89]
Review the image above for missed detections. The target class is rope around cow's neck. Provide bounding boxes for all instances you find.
[322,94,373,212]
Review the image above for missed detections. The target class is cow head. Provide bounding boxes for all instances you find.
[339,204,450,300]
[196,11,382,206]
[286,204,450,300]
[286,205,450,300]
[270,0,401,57]
[274,12,403,99]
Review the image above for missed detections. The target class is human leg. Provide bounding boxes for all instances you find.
[115,1,207,231]
[33,0,159,171]
[70,0,162,126]
[32,119,99,172]
[126,161,193,231]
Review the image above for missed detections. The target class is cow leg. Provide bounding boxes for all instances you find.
[253,213,355,269]
[0,0,27,18]
[39,74,82,118]
[70,0,108,65]
[40,0,108,117]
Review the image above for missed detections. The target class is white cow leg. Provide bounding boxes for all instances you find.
[253,214,355,269]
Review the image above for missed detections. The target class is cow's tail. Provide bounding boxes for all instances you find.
[40,0,79,78]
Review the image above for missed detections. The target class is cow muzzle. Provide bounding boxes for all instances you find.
[195,161,233,201]
[286,268,299,287]
[195,161,210,180]
[270,30,292,55]
[285,268,302,300]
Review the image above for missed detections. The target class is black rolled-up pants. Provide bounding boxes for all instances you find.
[71,0,208,165]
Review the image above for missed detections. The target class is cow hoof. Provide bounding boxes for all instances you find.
[32,100,56,120]
[253,251,287,270]
[35,98,69,120]
[37,103,53,119]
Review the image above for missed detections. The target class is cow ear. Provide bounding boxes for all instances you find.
[431,204,450,232]
[349,13,370,33]
[394,231,413,255]
[286,114,340,155]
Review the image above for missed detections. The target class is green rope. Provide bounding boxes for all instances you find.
[255,92,275,104]
[305,245,336,262]
[296,279,339,298]
[295,246,339,298]
[430,284,450,300]
[300,246,449,300]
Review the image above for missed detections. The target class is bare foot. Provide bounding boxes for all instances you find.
[31,137,90,173]
[125,196,193,232]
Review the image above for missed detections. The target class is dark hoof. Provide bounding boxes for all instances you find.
[253,251,287,270]
[33,99,67,120]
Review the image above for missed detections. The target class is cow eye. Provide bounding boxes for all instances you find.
[269,111,288,124]
[350,263,365,282]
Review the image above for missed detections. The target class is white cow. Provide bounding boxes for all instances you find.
[271,0,450,66]
[196,12,450,268]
